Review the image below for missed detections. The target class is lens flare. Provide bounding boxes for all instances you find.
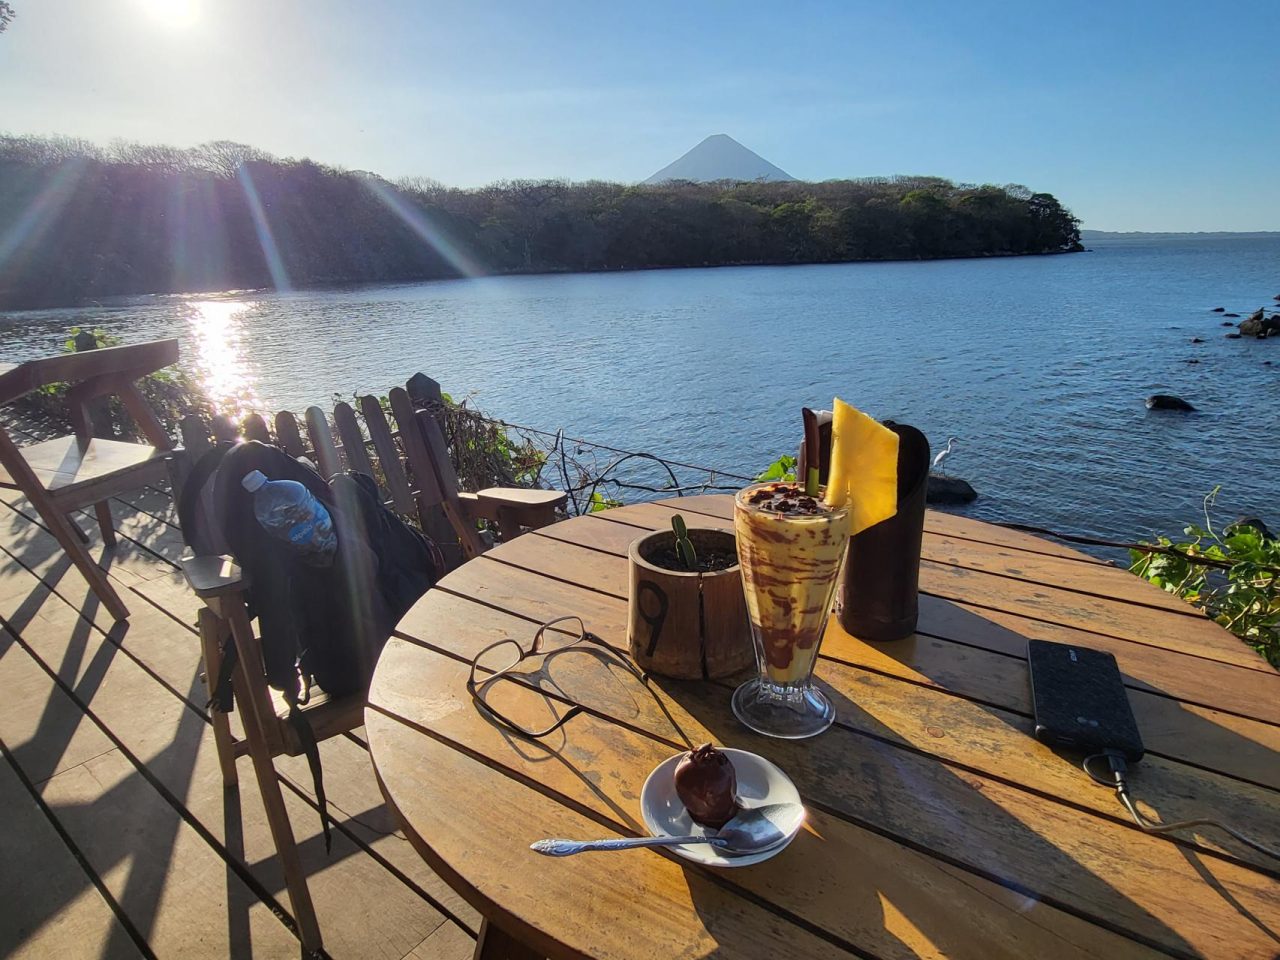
[236,166,291,292]
[361,177,485,278]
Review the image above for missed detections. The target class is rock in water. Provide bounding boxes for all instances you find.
[1190,337,1205,343]
[1247,308,1265,323]
[1211,306,1226,312]
[1226,332,1243,339]
[1146,394,1196,411]
[927,476,977,505]
[1240,314,1280,337]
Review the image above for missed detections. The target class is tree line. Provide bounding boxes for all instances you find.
[0,134,1082,310]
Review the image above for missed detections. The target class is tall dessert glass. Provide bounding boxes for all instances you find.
[732,481,851,739]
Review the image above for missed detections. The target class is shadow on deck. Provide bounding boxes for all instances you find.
[0,445,479,959]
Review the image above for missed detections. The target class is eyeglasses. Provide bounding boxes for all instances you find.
[467,616,644,739]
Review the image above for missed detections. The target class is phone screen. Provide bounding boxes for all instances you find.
[1027,639,1144,762]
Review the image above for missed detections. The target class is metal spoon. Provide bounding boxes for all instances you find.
[530,802,805,857]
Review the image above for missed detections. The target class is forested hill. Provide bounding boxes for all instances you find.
[0,135,1082,309]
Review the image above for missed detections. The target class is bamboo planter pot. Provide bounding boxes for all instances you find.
[627,528,752,679]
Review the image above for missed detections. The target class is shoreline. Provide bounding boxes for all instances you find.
[0,246,1083,314]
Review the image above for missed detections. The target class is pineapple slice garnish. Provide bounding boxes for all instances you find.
[824,397,900,535]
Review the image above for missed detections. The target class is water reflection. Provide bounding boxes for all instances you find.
[186,300,262,420]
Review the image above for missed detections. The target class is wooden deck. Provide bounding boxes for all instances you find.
[4,405,1277,959]
[0,422,479,958]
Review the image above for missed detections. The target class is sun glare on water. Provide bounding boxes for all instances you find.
[139,0,199,28]
[187,300,263,421]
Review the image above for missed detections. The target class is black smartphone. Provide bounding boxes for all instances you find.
[1027,639,1144,762]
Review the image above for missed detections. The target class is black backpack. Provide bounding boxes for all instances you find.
[178,440,441,847]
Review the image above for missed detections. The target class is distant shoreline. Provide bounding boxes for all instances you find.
[1,248,1085,314]
[1082,229,1280,239]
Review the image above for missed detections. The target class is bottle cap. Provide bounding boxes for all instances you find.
[241,470,268,493]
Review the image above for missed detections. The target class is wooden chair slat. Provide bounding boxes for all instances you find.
[273,411,307,457]
[332,402,375,481]
[211,414,240,443]
[177,415,212,495]
[388,388,446,503]
[386,389,474,561]
[242,413,271,444]
[388,388,487,561]
[358,395,416,517]
[304,406,343,480]
[406,372,448,433]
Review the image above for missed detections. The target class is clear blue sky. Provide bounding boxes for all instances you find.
[2,0,1278,230]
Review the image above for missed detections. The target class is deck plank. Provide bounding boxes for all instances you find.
[38,749,301,959]
[0,626,117,784]
[0,749,145,960]
[13,497,485,937]
[0,484,477,959]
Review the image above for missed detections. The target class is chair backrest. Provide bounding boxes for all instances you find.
[0,339,180,406]
[388,386,487,560]
[177,373,482,565]
[356,395,417,516]
[304,406,344,479]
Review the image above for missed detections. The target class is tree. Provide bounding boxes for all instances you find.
[0,133,1085,309]
[0,2,14,33]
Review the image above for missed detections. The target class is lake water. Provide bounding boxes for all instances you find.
[3,235,1278,544]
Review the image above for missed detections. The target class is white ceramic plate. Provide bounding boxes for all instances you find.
[640,748,804,868]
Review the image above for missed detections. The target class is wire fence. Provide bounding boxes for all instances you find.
[433,403,756,516]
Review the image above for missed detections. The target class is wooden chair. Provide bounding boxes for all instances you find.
[0,340,180,621]
[182,554,362,958]
[387,379,567,560]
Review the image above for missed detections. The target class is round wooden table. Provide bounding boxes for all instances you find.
[367,495,1280,960]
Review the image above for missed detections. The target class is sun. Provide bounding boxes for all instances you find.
[138,0,199,28]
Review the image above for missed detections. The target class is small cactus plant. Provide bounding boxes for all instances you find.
[671,514,698,571]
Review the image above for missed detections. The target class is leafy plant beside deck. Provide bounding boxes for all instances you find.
[1130,489,1279,666]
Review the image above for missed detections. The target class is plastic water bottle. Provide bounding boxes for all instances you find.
[241,470,337,566]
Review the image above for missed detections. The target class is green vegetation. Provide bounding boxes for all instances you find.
[671,514,698,570]
[755,454,798,483]
[0,134,1081,309]
[1130,489,1279,666]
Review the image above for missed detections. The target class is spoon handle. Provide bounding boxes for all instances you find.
[531,835,728,856]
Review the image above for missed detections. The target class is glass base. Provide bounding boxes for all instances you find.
[731,678,835,739]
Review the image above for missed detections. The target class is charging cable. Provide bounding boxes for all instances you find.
[1082,750,1280,861]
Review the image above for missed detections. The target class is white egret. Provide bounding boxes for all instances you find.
[931,437,957,475]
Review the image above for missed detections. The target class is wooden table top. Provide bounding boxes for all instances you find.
[367,495,1280,960]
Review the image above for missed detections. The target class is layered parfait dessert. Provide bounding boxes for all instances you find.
[730,397,899,739]
[734,483,849,686]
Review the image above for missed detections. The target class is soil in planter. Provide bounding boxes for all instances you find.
[649,543,739,573]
